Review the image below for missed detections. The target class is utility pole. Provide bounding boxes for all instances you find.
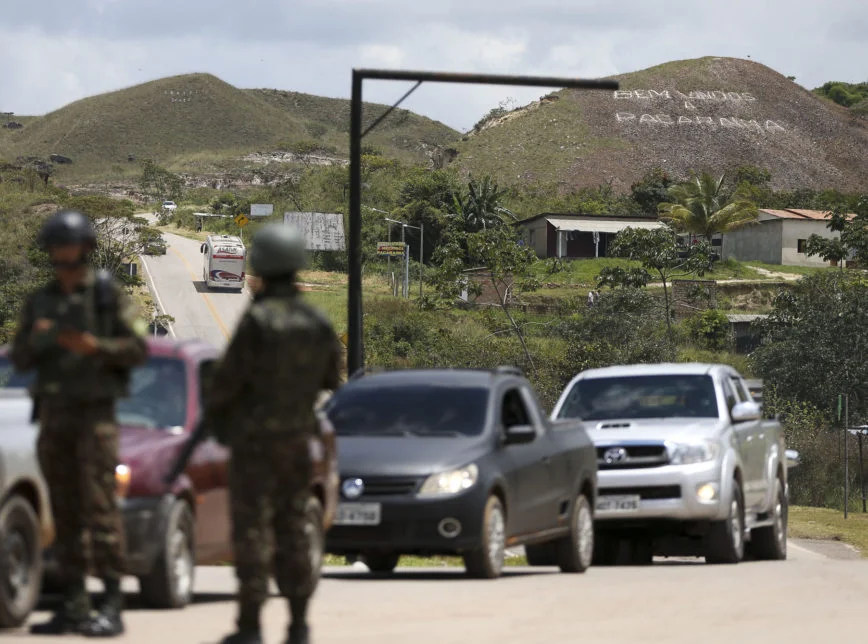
[419,222,424,299]
[845,394,849,519]
[401,224,408,298]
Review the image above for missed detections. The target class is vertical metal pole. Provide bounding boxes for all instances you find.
[844,394,849,518]
[419,223,424,299]
[402,225,408,298]
[347,71,364,374]
[387,224,391,272]
[859,433,866,513]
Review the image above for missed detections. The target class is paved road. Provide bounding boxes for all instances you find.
[20,542,868,644]
[139,229,249,348]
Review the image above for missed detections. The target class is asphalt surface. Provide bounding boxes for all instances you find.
[139,228,249,348]
[17,541,867,644]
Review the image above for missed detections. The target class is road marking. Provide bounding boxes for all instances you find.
[169,246,231,340]
[138,254,177,339]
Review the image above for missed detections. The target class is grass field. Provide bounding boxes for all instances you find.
[788,506,868,556]
[322,553,529,568]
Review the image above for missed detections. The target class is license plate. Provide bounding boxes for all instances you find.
[334,503,381,526]
[596,495,641,512]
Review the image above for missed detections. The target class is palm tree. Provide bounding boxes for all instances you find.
[451,176,517,232]
[658,172,759,240]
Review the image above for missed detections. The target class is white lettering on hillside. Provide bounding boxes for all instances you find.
[613,113,785,133]
[612,88,784,134]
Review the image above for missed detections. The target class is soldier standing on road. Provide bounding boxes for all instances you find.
[201,224,342,644]
[10,210,149,637]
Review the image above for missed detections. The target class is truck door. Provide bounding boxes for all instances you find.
[499,386,557,536]
[732,376,770,506]
[723,377,764,510]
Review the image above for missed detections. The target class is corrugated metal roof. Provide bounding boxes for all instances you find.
[726,314,769,323]
[759,209,853,221]
[546,217,665,233]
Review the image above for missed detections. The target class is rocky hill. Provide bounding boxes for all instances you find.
[0,73,459,182]
[453,57,868,192]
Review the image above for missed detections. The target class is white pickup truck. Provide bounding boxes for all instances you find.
[551,363,799,566]
[0,379,50,627]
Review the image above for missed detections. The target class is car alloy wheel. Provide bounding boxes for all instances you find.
[487,506,506,572]
[729,497,743,554]
[576,499,594,569]
[169,528,194,603]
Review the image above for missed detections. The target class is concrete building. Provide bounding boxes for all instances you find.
[516,214,665,259]
[721,209,848,267]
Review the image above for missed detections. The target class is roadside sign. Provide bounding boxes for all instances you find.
[234,214,250,227]
[283,212,346,251]
[339,332,348,347]
[377,242,406,257]
[250,204,273,217]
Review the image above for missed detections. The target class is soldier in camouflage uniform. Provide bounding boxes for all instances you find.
[10,210,148,637]
[201,224,342,644]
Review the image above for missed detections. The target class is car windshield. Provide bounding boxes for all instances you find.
[0,355,187,429]
[326,384,489,437]
[556,374,719,421]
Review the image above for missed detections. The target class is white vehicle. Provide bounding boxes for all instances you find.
[0,362,51,628]
[200,234,246,291]
[161,201,177,211]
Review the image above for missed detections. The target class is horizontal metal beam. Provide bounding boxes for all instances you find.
[354,68,619,90]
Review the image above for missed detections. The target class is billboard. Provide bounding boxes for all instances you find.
[377,242,406,257]
[250,204,274,217]
[283,212,346,251]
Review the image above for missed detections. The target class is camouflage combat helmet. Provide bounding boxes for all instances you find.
[249,224,308,278]
[37,210,97,251]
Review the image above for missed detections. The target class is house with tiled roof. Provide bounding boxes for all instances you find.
[721,209,854,267]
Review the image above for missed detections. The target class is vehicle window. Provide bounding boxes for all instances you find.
[556,375,719,421]
[0,357,34,389]
[116,357,188,429]
[730,377,750,403]
[326,384,489,437]
[721,378,738,413]
[501,388,530,428]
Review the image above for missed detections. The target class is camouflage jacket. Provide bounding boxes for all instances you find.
[202,281,342,444]
[10,269,149,401]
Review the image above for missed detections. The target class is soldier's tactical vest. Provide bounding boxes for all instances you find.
[30,270,131,402]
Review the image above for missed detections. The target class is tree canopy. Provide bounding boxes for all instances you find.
[658,172,759,239]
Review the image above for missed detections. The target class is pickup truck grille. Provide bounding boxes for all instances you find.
[343,476,421,497]
[596,444,669,470]
[600,485,681,500]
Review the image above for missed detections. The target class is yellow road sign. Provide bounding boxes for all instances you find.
[339,332,348,346]
[234,214,250,227]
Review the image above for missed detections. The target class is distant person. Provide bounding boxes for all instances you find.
[199,224,342,644]
[10,210,148,637]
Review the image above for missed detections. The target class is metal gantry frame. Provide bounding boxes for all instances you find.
[347,69,619,373]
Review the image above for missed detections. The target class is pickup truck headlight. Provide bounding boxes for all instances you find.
[418,464,478,498]
[669,441,719,465]
[115,464,131,498]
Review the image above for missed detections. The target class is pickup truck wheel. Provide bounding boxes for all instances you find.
[525,543,558,566]
[139,499,195,609]
[362,553,400,574]
[748,477,787,561]
[0,495,43,628]
[705,479,745,564]
[463,496,505,579]
[556,494,594,573]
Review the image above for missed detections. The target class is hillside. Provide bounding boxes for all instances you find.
[453,57,868,192]
[0,73,459,181]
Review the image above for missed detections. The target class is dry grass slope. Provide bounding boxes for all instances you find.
[454,56,868,193]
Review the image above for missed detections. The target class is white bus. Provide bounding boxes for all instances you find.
[200,234,246,291]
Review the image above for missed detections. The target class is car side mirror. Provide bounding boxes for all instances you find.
[200,243,206,253]
[731,401,761,423]
[785,449,801,469]
[503,424,536,445]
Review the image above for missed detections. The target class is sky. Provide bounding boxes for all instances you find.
[1,0,865,132]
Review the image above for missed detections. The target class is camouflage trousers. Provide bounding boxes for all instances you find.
[37,399,125,582]
[229,435,318,624]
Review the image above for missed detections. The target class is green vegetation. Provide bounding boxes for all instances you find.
[659,172,759,239]
[789,506,868,556]
[813,81,868,109]
[321,554,528,568]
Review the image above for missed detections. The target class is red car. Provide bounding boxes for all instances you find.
[0,338,338,609]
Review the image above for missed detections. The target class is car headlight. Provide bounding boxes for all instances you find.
[115,464,131,498]
[669,441,719,465]
[418,464,479,498]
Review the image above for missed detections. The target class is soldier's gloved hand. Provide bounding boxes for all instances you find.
[57,330,100,356]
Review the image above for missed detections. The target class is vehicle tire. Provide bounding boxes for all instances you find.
[362,553,400,574]
[304,496,325,589]
[524,543,558,566]
[139,499,195,609]
[0,495,43,628]
[705,478,746,565]
[748,476,787,561]
[463,496,506,579]
[556,493,594,573]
